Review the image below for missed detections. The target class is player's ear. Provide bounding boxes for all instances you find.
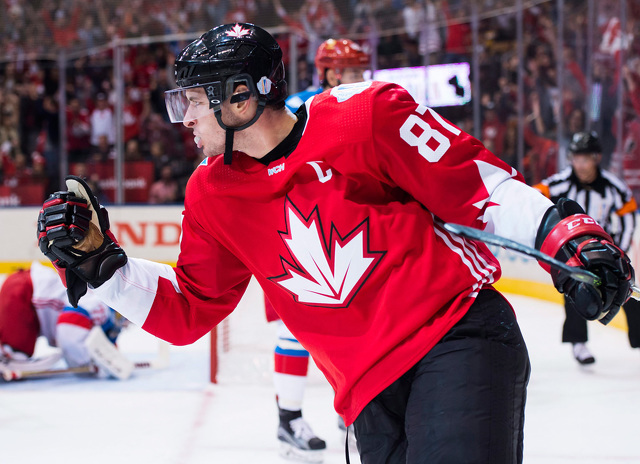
[229,84,256,116]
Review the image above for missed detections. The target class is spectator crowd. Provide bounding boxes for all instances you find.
[1,0,640,204]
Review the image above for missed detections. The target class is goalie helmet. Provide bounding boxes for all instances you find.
[314,38,370,80]
[569,131,602,154]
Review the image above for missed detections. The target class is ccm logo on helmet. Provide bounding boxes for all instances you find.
[566,217,597,230]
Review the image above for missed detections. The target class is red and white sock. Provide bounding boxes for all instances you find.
[273,320,309,411]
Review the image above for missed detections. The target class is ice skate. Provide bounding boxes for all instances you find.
[278,412,326,463]
[573,343,595,365]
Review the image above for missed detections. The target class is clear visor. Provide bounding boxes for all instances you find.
[164,83,221,123]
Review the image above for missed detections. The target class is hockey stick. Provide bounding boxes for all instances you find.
[2,360,165,382]
[0,351,63,373]
[443,223,640,300]
[2,329,171,382]
[2,365,98,381]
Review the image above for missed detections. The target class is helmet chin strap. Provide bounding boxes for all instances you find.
[212,92,267,165]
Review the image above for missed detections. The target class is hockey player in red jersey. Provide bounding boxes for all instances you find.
[285,37,371,112]
[37,24,634,463]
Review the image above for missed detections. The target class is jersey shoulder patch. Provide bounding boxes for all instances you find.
[330,81,373,102]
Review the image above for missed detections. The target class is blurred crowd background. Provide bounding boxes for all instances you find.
[1,0,640,205]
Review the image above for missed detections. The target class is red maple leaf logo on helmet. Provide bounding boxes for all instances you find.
[226,24,251,38]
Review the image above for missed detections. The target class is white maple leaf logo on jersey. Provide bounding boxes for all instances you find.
[226,24,251,38]
[270,199,384,307]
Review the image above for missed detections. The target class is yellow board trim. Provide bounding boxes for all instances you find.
[0,261,178,273]
[0,262,37,274]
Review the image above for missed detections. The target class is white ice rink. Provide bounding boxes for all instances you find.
[2,291,639,464]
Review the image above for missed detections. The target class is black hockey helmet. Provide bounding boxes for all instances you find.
[569,131,602,154]
[165,23,287,164]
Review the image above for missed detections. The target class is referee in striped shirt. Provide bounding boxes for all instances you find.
[534,131,640,364]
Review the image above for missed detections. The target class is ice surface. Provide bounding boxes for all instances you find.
[1,292,639,464]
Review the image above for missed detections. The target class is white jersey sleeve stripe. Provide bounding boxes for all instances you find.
[91,257,181,327]
[433,225,486,283]
[443,225,498,280]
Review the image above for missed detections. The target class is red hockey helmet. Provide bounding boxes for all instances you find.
[314,38,370,80]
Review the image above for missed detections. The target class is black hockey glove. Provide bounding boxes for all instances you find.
[535,198,633,325]
[37,176,127,307]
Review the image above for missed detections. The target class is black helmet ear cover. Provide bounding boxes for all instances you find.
[224,73,256,106]
[230,91,251,104]
[212,72,266,164]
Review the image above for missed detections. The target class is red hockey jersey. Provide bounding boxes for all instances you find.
[94,81,553,424]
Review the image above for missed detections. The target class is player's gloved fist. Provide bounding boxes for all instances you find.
[536,198,633,324]
[36,176,127,307]
[551,237,632,324]
[38,191,92,262]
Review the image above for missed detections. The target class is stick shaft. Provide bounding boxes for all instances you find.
[3,365,96,381]
[443,222,640,300]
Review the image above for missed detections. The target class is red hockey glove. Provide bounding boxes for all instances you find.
[535,198,633,324]
[37,176,127,307]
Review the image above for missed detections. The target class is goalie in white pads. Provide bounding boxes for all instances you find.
[0,261,127,380]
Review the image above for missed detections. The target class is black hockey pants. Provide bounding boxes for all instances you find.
[352,289,530,464]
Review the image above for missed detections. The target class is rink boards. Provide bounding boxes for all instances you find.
[1,205,634,331]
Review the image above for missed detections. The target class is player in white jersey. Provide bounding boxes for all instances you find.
[534,131,640,364]
[0,261,125,377]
